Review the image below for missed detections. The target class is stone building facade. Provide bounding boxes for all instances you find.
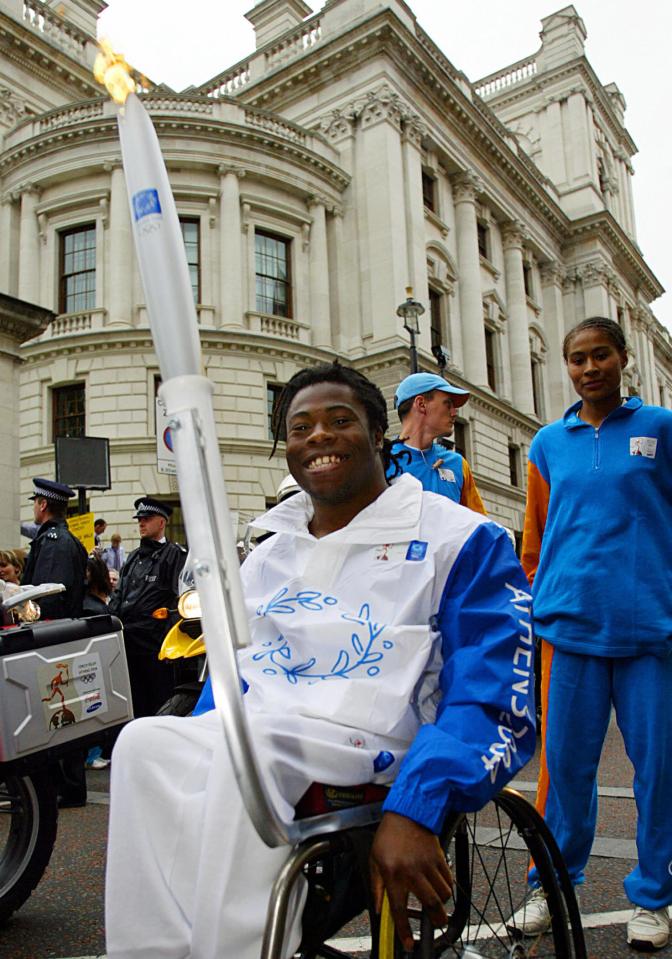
[0,0,670,547]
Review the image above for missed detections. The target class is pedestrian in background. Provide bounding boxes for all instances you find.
[102,532,126,572]
[0,549,23,585]
[83,555,112,616]
[94,517,107,549]
[517,317,672,951]
[108,498,186,717]
[389,372,486,514]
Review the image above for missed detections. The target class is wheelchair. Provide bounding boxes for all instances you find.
[262,782,587,959]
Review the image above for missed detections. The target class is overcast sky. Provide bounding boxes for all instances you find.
[97,0,672,332]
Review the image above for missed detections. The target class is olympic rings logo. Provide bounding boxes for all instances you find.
[78,672,97,683]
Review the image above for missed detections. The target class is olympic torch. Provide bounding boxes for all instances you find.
[94,44,292,846]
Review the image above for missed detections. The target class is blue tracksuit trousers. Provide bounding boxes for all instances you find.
[531,642,672,909]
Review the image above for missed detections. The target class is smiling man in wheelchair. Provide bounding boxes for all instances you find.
[105,363,536,959]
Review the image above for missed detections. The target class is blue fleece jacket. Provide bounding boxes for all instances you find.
[523,397,672,657]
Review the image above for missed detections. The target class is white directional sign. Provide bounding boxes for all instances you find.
[156,395,176,475]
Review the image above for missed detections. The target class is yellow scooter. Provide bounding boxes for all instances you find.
[153,587,207,716]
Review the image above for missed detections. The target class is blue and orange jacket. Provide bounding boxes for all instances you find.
[522,396,672,657]
[388,441,487,515]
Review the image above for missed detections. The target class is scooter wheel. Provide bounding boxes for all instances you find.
[0,768,58,924]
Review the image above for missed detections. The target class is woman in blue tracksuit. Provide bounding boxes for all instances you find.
[520,316,672,951]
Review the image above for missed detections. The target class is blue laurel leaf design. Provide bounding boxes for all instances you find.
[351,633,363,655]
[332,649,350,673]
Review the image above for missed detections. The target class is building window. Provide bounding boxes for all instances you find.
[422,171,436,213]
[453,420,467,460]
[180,218,200,304]
[477,221,489,260]
[531,357,543,417]
[509,444,521,487]
[523,262,533,299]
[267,382,284,440]
[428,288,443,351]
[484,326,497,392]
[52,383,85,439]
[59,225,96,314]
[617,306,625,330]
[255,230,291,318]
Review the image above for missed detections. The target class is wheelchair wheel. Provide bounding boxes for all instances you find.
[380,787,584,958]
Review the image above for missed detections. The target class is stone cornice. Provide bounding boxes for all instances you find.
[0,101,350,193]
[0,292,53,343]
[234,11,570,242]
[564,212,664,302]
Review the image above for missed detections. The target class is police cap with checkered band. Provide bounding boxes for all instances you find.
[132,497,173,521]
[29,477,76,503]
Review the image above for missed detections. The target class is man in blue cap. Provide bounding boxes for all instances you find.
[389,373,486,514]
[22,477,88,619]
[108,497,187,717]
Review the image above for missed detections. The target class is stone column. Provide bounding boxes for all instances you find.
[355,88,408,343]
[219,166,245,328]
[307,195,331,349]
[581,261,612,318]
[540,260,570,417]
[107,164,133,326]
[401,119,430,356]
[18,185,41,305]
[502,221,535,414]
[452,172,488,387]
[0,193,17,294]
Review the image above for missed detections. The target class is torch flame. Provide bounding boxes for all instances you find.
[94,38,136,105]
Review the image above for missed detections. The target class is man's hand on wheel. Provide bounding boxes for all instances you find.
[370,811,453,952]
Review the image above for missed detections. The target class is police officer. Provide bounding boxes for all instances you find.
[22,478,88,618]
[22,478,89,806]
[109,497,187,717]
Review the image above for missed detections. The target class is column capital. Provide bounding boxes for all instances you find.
[539,259,566,287]
[218,164,246,180]
[19,182,41,201]
[501,220,527,251]
[316,109,356,144]
[306,194,329,211]
[451,171,482,204]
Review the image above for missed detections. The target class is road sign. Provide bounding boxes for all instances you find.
[156,395,176,475]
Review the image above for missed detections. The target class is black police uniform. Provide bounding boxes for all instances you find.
[108,537,187,717]
[23,478,89,807]
[22,519,88,618]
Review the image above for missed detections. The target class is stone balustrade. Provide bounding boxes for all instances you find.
[46,308,106,338]
[474,56,538,99]
[244,108,306,145]
[200,62,251,99]
[22,0,88,60]
[265,18,321,70]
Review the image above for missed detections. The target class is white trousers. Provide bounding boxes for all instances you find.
[105,710,400,959]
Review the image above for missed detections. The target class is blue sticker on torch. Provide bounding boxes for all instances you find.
[132,188,162,222]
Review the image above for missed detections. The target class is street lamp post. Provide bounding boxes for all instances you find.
[396,286,425,373]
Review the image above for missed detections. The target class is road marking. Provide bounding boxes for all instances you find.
[514,779,634,800]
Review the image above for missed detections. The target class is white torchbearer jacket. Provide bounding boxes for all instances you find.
[197,474,535,834]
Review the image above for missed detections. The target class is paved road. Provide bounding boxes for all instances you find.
[1,714,669,958]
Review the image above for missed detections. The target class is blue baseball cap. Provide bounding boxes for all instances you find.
[394,373,470,409]
[29,477,75,502]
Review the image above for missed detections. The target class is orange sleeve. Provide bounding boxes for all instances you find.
[459,458,488,516]
[521,460,550,587]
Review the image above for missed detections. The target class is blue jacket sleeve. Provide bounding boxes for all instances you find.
[383,522,536,833]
